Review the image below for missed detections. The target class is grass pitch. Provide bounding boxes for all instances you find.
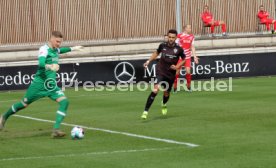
[0,77,276,168]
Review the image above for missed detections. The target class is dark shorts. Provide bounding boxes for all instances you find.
[156,75,174,92]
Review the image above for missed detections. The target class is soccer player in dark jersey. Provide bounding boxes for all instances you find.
[0,31,84,138]
[141,29,185,119]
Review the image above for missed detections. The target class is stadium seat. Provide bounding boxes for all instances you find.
[256,16,266,34]
[201,24,211,36]
[201,23,221,37]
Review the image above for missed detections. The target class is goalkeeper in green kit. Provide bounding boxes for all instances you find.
[0,31,84,138]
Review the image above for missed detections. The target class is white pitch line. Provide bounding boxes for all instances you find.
[0,92,136,103]
[0,99,19,103]
[0,147,175,162]
[14,115,199,147]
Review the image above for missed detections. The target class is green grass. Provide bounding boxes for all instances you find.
[0,77,276,168]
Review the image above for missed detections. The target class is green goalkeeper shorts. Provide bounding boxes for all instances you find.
[22,80,66,105]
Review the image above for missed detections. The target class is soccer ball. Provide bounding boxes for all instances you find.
[71,126,85,139]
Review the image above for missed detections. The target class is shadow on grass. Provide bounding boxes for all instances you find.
[0,129,53,139]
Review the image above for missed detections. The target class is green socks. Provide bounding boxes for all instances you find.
[54,99,69,129]
[3,101,26,120]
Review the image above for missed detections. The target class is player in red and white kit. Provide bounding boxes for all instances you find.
[201,5,227,36]
[174,25,199,92]
[257,5,276,34]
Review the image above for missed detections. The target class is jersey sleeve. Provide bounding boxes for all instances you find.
[38,46,48,58]
[58,47,71,54]
[38,57,46,68]
[156,43,163,54]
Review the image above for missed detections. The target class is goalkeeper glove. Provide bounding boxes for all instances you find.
[45,64,60,72]
[71,46,84,51]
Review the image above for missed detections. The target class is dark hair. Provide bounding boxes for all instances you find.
[167,29,178,35]
[164,34,168,37]
[259,5,264,8]
[51,31,63,38]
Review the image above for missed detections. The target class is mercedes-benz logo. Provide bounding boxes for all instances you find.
[114,62,135,83]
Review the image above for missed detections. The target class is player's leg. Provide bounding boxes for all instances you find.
[266,19,275,33]
[173,58,182,92]
[161,77,174,115]
[161,91,170,116]
[54,97,69,129]
[0,100,28,130]
[185,58,192,91]
[173,69,180,92]
[48,89,69,137]
[0,84,42,130]
[218,21,227,35]
[209,23,215,34]
[141,77,161,119]
[273,20,276,33]
[213,21,226,35]
[264,20,271,31]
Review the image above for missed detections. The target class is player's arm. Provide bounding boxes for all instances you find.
[38,47,48,69]
[58,46,84,54]
[143,44,162,68]
[143,52,159,68]
[58,47,71,54]
[173,59,185,70]
[171,49,186,70]
[191,46,199,64]
[175,51,186,69]
[38,57,46,68]
[191,40,199,64]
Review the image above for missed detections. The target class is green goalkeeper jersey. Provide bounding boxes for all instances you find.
[34,44,71,83]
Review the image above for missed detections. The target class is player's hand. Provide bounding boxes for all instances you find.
[45,64,60,71]
[170,65,177,70]
[143,60,150,69]
[194,56,199,64]
[71,46,84,51]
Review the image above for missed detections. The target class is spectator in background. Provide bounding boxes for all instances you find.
[257,5,276,34]
[201,5,227,36]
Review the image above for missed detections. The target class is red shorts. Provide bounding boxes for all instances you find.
[177,58,191,69]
